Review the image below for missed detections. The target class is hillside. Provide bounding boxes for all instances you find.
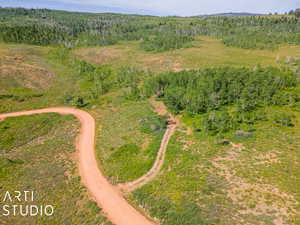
[0,7,300,225]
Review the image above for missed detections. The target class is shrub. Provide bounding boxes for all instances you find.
[64,94,89,108]
[133,190,210,225]
[273,112,294,127]
[202,110,236,134]
[111,143,140,159]
[139,115,167,134]
[141,32,194,52]
[235,130,253,138]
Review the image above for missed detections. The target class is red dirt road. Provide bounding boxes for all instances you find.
[0,107,154,225]
[119,98,178,192]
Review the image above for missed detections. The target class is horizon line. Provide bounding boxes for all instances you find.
[0,5,275,18]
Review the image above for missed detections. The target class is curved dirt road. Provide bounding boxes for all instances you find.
[0,107,154,225]
[119,123,176,192]
[119,98,178,192]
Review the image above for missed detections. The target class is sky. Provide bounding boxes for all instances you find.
[0,0,299,16]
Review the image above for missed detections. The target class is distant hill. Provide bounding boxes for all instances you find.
[0,0,162,16]
[197,12,264,18]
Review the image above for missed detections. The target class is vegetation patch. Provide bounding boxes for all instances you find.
[143,67,300,134]
[74,36,300,73]
[131,112,300,224]
[94,94,166,183]
[0,114,111,225]
[1,8,299,51]
[141,32,194,52]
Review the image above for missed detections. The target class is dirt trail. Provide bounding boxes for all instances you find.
[119,98,178,192]
[0,107,154,225]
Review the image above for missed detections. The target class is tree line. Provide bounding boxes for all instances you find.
[0,7,299,51]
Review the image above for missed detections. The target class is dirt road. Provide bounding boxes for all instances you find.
[0,107,154,225]
[119,123,176,192]
[119,99,178,192]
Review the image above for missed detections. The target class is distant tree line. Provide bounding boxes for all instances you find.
[289,8,300,17]
[0,7,299,51]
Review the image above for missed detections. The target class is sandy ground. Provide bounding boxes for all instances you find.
[0,107,154,225]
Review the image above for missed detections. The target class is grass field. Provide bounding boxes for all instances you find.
[74,36,300,72]
[91,91,166,184]
[129,106,300,225]
[0,113,111,225]
[0,43,79,113]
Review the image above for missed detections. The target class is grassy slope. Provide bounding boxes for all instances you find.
[1,35,300,225]
[92,92,165,184]
[131,107,300,225]
[0,43,79,113]
[0,114,111,225]
[73,36,300,72]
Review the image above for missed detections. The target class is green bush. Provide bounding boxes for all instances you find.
[235,110,268,124]
[202,110,236,134]
[139,115,167,134]
[141,32,194,52]
[64,94,89,108]
[273,112,294,127]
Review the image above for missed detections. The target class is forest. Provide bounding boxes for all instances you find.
[0,7,299,51]
[143,67,300,134]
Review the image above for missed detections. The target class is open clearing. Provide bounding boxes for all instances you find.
[0,43,80,114]
[0,44,53,91]
[74,36,300,72]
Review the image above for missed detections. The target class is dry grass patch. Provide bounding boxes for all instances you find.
[212,143,298,225]
[73,36,300,72]
[0,51,54,90]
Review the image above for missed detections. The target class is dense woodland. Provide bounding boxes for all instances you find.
[143,67,300,134]
[0,7,300,51]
